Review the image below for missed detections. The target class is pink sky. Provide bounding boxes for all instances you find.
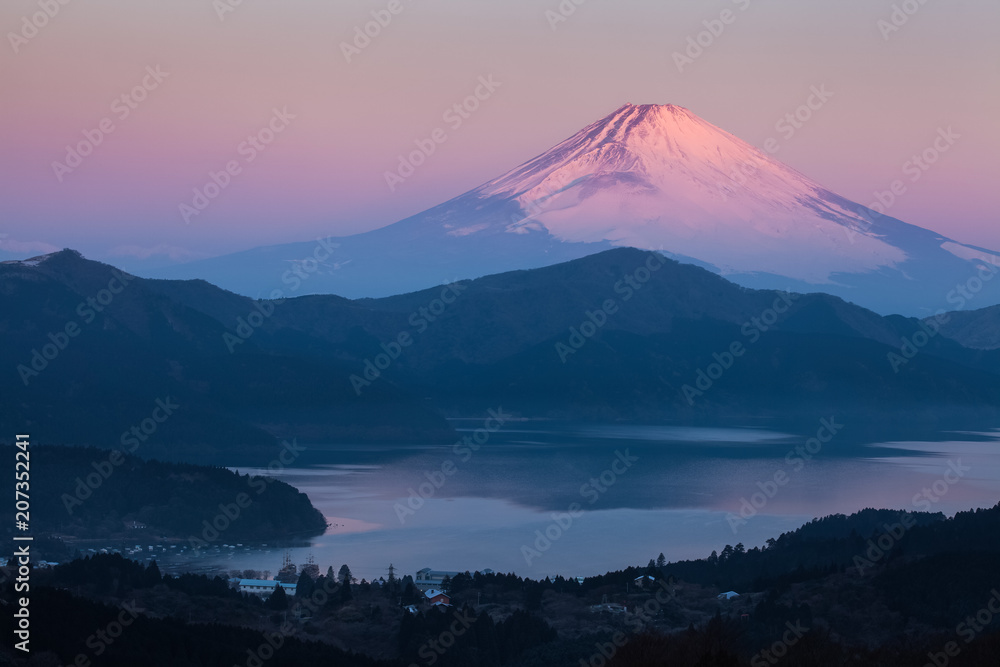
[1,0,997,265]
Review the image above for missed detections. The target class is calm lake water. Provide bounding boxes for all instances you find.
[158,421,1000,583]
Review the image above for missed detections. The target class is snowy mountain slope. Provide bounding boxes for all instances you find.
[149,104,1000,316]
[471,103,907,281]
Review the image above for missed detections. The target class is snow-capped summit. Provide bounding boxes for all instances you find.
[0,249,75,268]
[150,104,1000,315]
[470,102,904,282]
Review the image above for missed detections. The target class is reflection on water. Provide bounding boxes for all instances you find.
[157,423,1000,582]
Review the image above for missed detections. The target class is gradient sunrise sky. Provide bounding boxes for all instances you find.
[1,0,997,266]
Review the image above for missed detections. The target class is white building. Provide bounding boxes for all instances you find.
[238,579,297,597]
[414,568,462,591]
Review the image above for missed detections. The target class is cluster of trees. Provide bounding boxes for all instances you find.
[0,587,385,667]
[634,508,955,591]
[6,503,1000,666]
[398,605,557,667]
[51,553,245,601]
[601,625,1000,667]
[1,445,327,543]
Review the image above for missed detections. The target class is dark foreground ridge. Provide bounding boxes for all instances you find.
[3,503,1000,666]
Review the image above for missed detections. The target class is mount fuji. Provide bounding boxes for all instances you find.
[151,104,1000,315]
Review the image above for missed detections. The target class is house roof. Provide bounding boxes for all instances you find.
[424,589,449,599]
[239,579,296,589]
[239,579,277,587]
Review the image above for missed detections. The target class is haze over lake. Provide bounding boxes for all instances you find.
[172,421,1000,582]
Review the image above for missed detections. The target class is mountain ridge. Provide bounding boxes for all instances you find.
[139,103,1000,316]
[5,248,1000,454]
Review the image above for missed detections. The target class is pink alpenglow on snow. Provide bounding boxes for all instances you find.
[477,104,906,283]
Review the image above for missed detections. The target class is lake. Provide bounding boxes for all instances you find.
[156,419,1000,584]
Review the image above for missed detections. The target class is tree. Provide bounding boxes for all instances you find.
[144,560,162,587]
[402,581,419,605]
[296,571,315,599]
[656,553,666,569]
[449,573,471,595]
[340,580,353,604]
[524,581,543,610]
[266,585,288,610]
[338,564,353,585]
